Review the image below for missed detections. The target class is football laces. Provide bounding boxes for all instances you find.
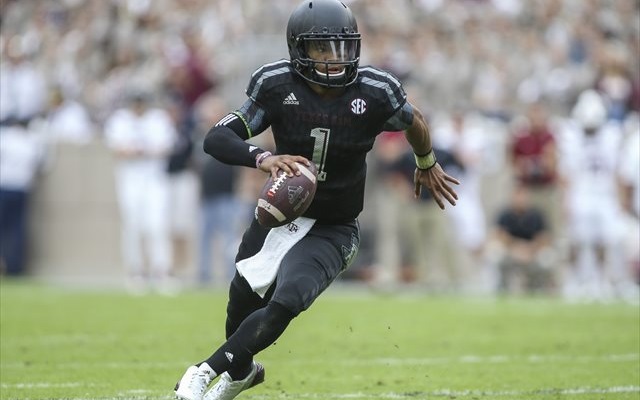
[267,172,287,196]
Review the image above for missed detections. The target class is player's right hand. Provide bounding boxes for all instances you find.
[259,154,311,179]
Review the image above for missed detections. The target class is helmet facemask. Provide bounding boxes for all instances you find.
[291,32,361,88]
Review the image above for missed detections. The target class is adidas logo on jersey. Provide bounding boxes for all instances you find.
[283,92,299,105]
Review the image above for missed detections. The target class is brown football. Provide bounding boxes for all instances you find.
[256,162,318,228]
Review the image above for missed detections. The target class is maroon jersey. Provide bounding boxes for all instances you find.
[511,128,556,186]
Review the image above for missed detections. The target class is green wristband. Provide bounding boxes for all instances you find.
[414,150,437,170]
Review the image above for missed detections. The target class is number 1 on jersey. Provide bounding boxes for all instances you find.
[310,127,330,181]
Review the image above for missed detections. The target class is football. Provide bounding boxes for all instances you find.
[256,162,318,228]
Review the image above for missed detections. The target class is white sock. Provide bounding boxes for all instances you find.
[198,362,217,379]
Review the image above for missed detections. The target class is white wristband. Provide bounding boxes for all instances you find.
[255,151,273,169]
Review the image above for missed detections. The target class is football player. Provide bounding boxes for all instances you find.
[174,1,459,399]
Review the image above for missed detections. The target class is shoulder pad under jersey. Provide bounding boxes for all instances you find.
[246,59,295,105]
[356,65,407,113]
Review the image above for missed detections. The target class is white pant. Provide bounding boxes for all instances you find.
[567,193,622,246]
[116,168,172,277]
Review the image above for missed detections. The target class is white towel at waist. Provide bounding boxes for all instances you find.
[236,217,316,297]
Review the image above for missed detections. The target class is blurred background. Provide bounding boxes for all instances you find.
[0,0,638,302]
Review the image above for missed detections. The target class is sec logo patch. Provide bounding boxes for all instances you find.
[350,98,367,115]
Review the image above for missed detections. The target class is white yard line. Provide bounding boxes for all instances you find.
[370,353,640,365]
[0,382,92,389]
[250,386,640,398]
[1,386,639,399]
[2,355,638,398]
[2,353,637,370]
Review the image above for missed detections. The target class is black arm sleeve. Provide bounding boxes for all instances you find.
[203,99,273,167]
[203,113,264,168]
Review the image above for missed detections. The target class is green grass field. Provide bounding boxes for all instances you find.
[0,280,638,400]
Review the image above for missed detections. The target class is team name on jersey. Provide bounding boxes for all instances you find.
[293,110,354,127]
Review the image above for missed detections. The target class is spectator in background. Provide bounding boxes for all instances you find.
[193,94,255,287]
[164,28,217,278]
[509,102,560,240]
[0,120,46,276]
[618,114,640,220]
[371,131,414,285]
[406,146,463,290]
[374,136,462,291]
[595,46,635,122]
[197,156,242,286]
[494,184,554,295]
[558,89,626,301]
[44,86,94,145]
[0,35,47,125]
[104,92,177,294]
[432,109,488,289]
[165,28,215,115]
[166,98,199,280]
[617,113,640,290]
[0,35,49,278]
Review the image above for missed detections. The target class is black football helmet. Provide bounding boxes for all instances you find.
[286,0,361,88]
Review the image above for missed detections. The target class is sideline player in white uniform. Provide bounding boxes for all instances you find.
[558,90,625,301]
[433,112,487,252]
[0,121,47,276]
[617,113,640,298]
[104,93,177,293]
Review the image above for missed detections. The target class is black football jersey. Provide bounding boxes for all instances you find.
[242,60,408,223]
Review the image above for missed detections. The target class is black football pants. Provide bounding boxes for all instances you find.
[202,218,359,378]
[228,217,360,327]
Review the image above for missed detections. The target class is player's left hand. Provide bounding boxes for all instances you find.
[414,163,460,209]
